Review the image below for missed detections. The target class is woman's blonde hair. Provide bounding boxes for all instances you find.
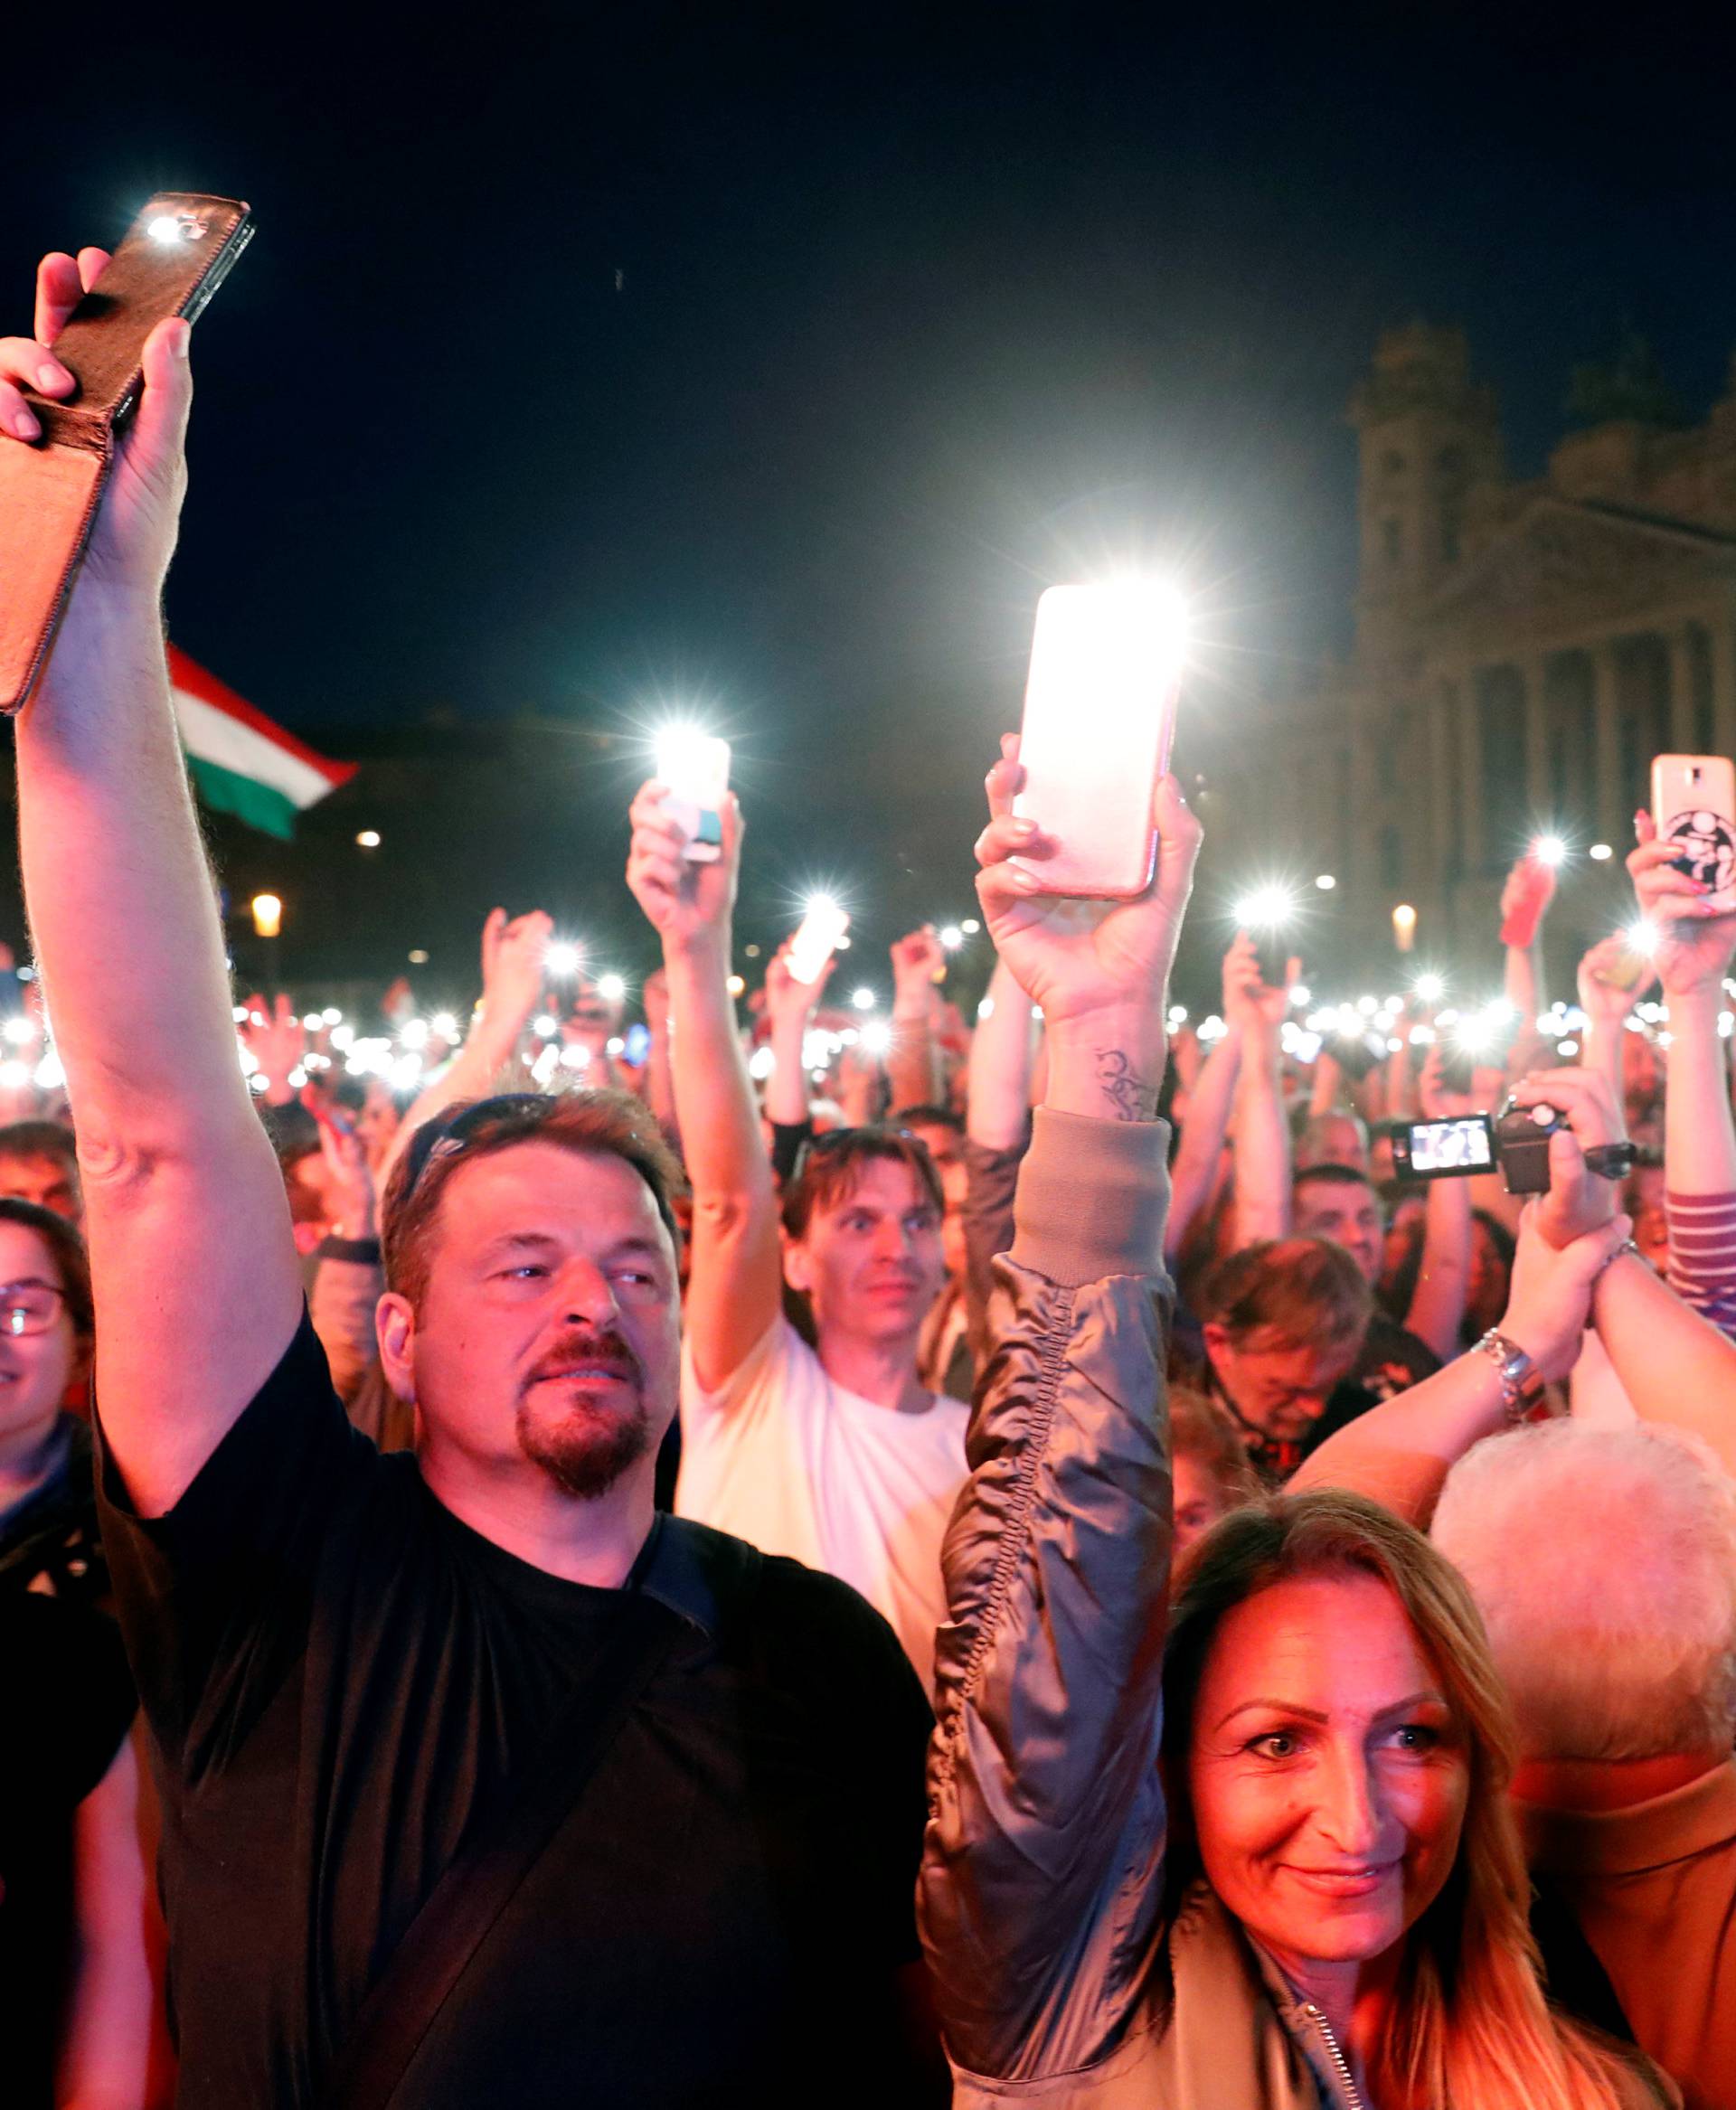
[1162,1488,1640,2110]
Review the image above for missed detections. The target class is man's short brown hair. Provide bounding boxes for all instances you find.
[1199,1237,1373,1357]
[381,1089,686,1308]
[780,1128,944,1241]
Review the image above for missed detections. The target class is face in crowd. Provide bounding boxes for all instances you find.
[0,1214,88,1455]
[379,1138,684,1505]
[1291,1173,1383,1287]
[1184,1564,1470,1986]
[783,1154,948,1350]
[1203,1325,1361,1442]
[0,1148,81,1225]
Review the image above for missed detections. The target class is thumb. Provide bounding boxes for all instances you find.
[127,316,193,480]
[1151,775,1203,916]
[1547,1126,1588,1183]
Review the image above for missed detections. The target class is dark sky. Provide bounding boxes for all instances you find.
[7,5,1735,999]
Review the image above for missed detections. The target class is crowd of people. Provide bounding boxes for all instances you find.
[4,249,1736,2110]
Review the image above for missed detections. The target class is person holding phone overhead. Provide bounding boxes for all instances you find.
[1,231,948,2107]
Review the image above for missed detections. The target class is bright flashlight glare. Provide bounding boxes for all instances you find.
[532,1014,560,1039]
[401,1020,429,1050]
[597,973,626,1003]
[1235,884,1294,930]
[250,893,282,939]
[148,215,188,243]
[961,918,981,936]
[852,987,876,1011]
[431,1013,458,1038]
[1030,579,1189,697]
[939,925,965,950]
[1626,920,1662,959]
[861,1021,892,1054]
[1589,843,1614,862]
[1534,835,1568,868]
[788,898,851,985]
[545,942,581,977]
[355,830,382,849]
[1315,874,1336,891]
[1415,973,1444,1002]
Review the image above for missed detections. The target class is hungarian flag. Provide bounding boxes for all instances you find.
[167,645,356,839]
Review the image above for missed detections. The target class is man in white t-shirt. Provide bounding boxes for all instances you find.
[626,779,967,1690]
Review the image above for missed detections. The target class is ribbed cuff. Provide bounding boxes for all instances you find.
[1009,1107,1170,1287]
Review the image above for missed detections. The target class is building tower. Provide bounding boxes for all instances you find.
[1348,323,1505,664]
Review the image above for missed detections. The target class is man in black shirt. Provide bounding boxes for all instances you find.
[5,245,939,2105]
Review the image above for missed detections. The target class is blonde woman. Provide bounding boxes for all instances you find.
[919,739,1672,2108]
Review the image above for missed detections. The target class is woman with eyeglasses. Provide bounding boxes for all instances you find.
[0,1195,100,1602]
[0,1196,163,2104]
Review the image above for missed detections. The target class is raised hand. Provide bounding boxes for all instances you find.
[890,927,945,1015]
[765,937,831,1031]
[626,777,742,953]
[975,733,1201,1121]
[1415,1044,1472,1123]
[315,1106,378,1242]
[1628,812,1736,997]
[479,907,552,1031]
[1506,1065,1627,1250]
[1502,1204,1633,1383]
[1,249,193,599]
[239,992,305,1102]
[1576,932,1654,1029]
[1222,930,1296,1040]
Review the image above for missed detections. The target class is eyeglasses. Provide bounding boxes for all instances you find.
[397,1094,552,1204]
[0,1282,66,1337]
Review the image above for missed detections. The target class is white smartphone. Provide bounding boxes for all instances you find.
[787,899,850,985]
[1653,754,1736,913]
[1012,582,1186,898]
[656,731,731,863]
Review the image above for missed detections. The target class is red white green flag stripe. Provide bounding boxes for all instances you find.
[167,645,356,839]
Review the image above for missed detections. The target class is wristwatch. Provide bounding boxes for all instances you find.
[1474,1329,1547,1423]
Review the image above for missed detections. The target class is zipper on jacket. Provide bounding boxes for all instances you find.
[1298,2002,1368,2110]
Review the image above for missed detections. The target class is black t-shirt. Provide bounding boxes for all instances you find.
[98,1313,934,2109]
[1352,1312,1441,1403]
[0,1590,137,2109]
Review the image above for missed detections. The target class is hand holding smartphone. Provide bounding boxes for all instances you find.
[1012,582,1187,898]
[1652,754,1736,914]
[0,194,254,712]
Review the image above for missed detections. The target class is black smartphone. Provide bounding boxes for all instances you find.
[1390,1114,1496,1181]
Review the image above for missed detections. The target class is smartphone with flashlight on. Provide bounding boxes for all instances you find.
[656,731,731,864]
[787,898,850,986]
[1653,755,1736,914]
[1013,581,1186,898]
[1,193,255,713]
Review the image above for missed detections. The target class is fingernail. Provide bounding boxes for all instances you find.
[35,364,68,392]
[170,322,191,359]
[8,410,38,441]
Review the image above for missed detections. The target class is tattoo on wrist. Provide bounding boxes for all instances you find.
[1095,1049,1161,1122]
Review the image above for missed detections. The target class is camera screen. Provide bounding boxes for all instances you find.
[1409,1116,1493,1173]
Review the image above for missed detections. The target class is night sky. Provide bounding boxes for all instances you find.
[7,7,1735,1005]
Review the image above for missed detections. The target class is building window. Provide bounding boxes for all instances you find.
[1382,519,1402,566]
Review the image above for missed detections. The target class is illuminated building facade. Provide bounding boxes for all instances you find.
[1197,323,1736,969]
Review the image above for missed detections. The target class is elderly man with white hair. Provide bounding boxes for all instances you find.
[1295,1084,1736,2110]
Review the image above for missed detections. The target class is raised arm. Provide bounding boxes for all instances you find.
[1400,1049,1473,1361]
[1296,1166,1628,1525]
[1225,934,1292,1248]
[887,927,945,1113]
[379,905,551,1187]
[920,733,1201,2085]
[6,250,300,1516]
[626,777,780,1389]
[1575,935,1647,1112]
[762,939,830,1129]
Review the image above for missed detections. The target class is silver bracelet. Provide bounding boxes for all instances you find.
[1475,1328,1546,1424]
